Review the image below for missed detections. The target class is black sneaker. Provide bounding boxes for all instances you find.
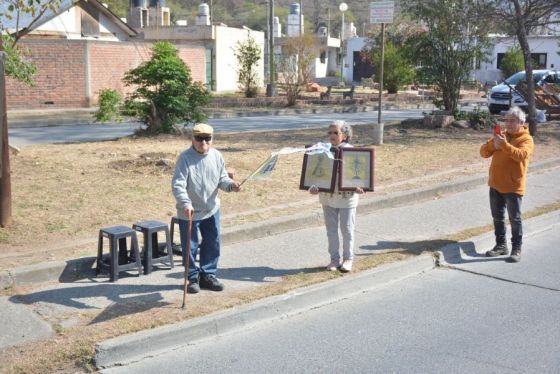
[506,247,521,263]
[187,278,200,294]
[486,243,508,257]
[199,274,224,291]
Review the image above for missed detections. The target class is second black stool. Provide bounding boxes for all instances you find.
[133,220,174,275]
[96,225,142,282]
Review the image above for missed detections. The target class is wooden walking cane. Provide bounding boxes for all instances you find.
[181,210,193,309]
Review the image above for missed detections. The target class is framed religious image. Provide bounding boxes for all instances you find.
[338,147,374,191]
[299,151,338,192]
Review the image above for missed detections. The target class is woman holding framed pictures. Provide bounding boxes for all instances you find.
[308,120,365,273]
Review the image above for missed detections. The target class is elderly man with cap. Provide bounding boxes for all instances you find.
[480,106,534,263]
[172,123,240,293]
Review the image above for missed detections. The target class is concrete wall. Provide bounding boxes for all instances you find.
[214,26,265,92]
[6,39,205,109]
[474,35,560,84]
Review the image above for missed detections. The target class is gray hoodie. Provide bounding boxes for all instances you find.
[172,146,234,221]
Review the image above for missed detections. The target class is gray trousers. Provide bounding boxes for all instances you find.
[322,205,356,261]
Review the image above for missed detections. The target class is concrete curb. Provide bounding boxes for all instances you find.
[207,103,435,119]
[93,253,435,369]
[7,103,435,128]
[1,158,558,290]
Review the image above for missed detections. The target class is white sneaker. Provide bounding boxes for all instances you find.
[326,259,340,271]
[340,259,353,273]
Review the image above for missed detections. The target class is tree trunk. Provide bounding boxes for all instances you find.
[512,0,537,136]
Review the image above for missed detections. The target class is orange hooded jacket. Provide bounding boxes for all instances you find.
[480,126,534,196]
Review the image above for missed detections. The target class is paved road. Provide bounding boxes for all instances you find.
[8,109,428,146]
[103,224,560,373]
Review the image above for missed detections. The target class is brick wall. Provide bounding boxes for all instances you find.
[6,39,206,109]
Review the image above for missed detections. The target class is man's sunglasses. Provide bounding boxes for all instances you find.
[194,135,213,142]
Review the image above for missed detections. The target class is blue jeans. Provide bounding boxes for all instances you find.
[489,188,523,248]
[179,210,221,281]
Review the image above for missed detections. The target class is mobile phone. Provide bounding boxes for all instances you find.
[494,124,501,135]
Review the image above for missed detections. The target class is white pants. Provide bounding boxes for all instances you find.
[322,205,356,261]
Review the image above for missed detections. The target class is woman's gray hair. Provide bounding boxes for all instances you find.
[505,106,526,123]
[332,120,353,142]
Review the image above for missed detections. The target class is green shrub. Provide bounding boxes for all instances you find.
[94,89,123,122]
[123,42,211,133]
[371,42,415,94]
[500,47,524,79]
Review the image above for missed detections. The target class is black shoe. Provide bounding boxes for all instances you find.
[506,247,521,263]
[187,278,200,294]
[199,274,224,291]
[486,243,508,257]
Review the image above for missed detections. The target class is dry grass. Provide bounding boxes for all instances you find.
[2,120,560,270]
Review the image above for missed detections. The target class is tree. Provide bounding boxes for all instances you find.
[403,0,492,114]
[367,41,415,94]
[234,36,262,98]
[277,35,315,106]
[0,0,61,227]
[478,0,560,136]
[500,46,525,79]
[123,41,211,133]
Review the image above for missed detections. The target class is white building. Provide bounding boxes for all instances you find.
[137,3,265,92]
[474,35,560,84]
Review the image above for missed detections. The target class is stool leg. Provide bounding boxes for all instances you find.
[96,231,103,275]
[164,227,174,268]
[118,237,128,265]
[144,232,153,275]
[110,236,119,282]
[131,234,142,276]
[151,232,159,259]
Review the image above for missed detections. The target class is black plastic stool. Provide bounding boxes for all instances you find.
[96,226,142,282]
[133,220,174,275]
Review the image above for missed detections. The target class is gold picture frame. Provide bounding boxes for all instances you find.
[299,150,338,192]
[338,147,374,191]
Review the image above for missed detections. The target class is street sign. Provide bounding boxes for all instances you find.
[369,1,394,24]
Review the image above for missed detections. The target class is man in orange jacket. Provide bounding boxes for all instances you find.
[480,106,534,262]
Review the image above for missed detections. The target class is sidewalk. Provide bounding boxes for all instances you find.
[1,163,559,370]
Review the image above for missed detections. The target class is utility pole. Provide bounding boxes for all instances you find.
[377,23,385,125]
[0,36,12,227]
[299,0,303,36]
[266,0,276,96]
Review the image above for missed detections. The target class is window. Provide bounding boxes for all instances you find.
[497,52,547,70]
[320,50,326,64]
[531,53,547,69]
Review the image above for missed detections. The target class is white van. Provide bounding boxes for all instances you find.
[487,69,559,114]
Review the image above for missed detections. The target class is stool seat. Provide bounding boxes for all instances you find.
[133,219,174,275]
[133,220,168,231]
[96,225,142,282]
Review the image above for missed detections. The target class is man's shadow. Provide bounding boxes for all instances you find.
[12,264,324,325]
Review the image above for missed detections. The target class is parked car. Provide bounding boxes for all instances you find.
[487,69,559,114]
